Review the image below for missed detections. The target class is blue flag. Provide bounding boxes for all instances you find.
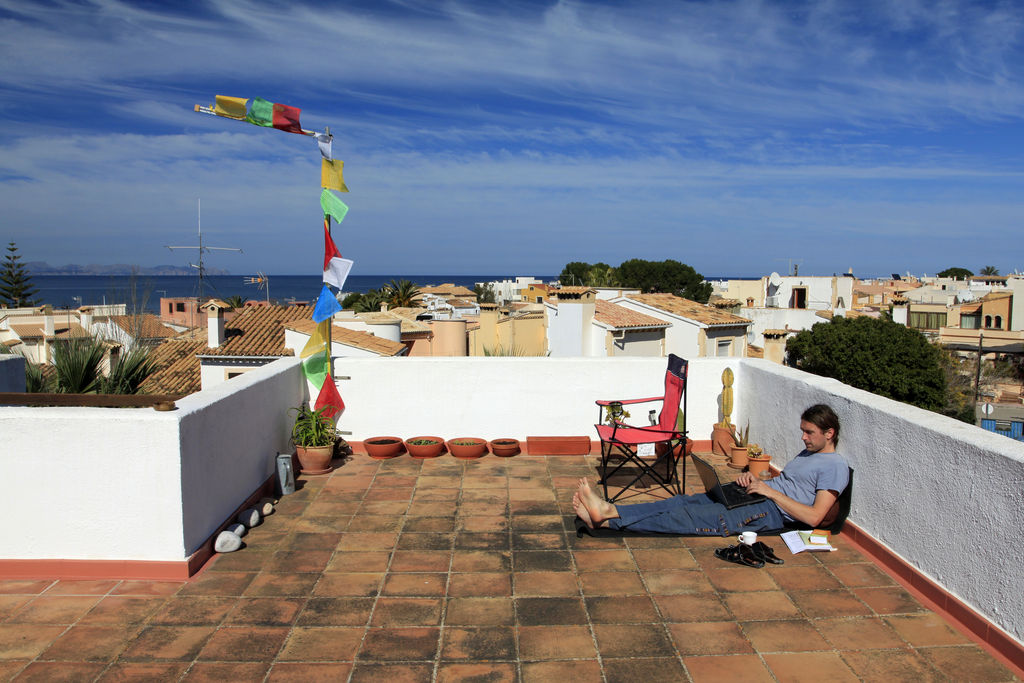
[312,284,342,323]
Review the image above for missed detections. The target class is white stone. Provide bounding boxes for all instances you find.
[237,508,261,528]
[227,523,246,538]
[214,530,242,553]
[259,497,275,516]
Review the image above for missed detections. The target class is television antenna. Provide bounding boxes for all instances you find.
[165,199,242,304]
[244,271,270,303]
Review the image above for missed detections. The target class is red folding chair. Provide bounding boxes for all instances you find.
[594,354,688,502]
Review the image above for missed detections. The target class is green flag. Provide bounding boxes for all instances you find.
[320,189,349,223]
[245,97,274,127]
[302,349,329,388]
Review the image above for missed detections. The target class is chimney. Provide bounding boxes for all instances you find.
[43,305,55,337]
[206,301,225,348]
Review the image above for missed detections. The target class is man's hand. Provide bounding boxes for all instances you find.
[735,471,755,487]
[744,477,774,497]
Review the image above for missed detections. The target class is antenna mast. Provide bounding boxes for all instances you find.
[165,199,242,304]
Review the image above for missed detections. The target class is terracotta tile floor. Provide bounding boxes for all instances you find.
[0,453,1019,682]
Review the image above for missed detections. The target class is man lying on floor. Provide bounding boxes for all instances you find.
[574,404,850,536]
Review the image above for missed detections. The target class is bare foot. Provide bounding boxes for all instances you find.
[573,492,594,529]
[576,478,618,525]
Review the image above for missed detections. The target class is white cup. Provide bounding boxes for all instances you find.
[738,531,757,546]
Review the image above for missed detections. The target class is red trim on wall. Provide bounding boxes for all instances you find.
[0,476,278,582]
[843,521,1024,678]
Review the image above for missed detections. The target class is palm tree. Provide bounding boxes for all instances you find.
[384,279,421,308]
[980,265,1000,276]
[102,344,155,395]
[353,289,386,313]
[224,294,246,309]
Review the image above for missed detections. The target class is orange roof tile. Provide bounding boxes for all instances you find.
[200,305,311,357]
[138,339,205,396]
[10,322,91,340]
[285,318,407,356]
[593,300,670,329]
[625,294,751,326]
[108,315,177,340]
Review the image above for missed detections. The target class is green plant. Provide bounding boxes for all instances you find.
[747,443,764,457]
[482,344,528,356]
[408,438,441,445]
[101,344,154,395]
[451,439,482,446]
[603,401,631,425]
[52,336,105,394]
[734,422,750,447]
[290,404,337,448]
[0,241,38,307]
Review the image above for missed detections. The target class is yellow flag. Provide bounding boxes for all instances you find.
[214,96,248,120]
[321,158,349,192]
[300,320,330,358]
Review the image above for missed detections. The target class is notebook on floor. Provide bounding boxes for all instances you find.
[691,453,767,509]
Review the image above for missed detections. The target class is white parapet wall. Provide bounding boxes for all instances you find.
[0,357,304,564]
[737,358,1024,644]
[331,356,738,441]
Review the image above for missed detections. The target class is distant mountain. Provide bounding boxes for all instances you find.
[26,262,230,276]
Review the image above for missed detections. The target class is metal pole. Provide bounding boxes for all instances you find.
[975,331,984,401]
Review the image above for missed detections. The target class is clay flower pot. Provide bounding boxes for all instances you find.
[447,437,488,459]
[364,437,405,459]
[295,445,334,475]
[711,425,736,457]
[405,436,446,459]
[727,445,749,469]
[747,453,772,479]
[488,438,521,457]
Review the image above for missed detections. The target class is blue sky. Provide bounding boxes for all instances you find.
[1,0,1022,278]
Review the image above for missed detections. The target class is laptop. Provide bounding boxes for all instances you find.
[691,453,767,509]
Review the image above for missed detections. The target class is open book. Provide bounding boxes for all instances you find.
[781,529,836,553]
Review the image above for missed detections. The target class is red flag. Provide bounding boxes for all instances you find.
[314,376,345,420]
[272,102,303,134]
[324,218,342,271]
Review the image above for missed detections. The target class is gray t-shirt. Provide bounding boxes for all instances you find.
[765,451,849,522]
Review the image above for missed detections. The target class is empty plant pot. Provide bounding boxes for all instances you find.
[364,437,405,459]
[488,438,521,457]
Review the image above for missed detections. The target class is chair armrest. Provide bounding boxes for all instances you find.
[595,396,664,407]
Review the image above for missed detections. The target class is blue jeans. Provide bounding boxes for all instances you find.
[607,493,785,536]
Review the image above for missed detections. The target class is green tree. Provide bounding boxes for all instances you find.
[383,279,421,308]
[937,267,972,280]
[616,259,712,302]
[0,242,38,307]
[101,345,155,395]
[980,265,1000,276]
[587,262,617,287]
[340,292,363,309]
[559,261,591,286]
[474,283,496,304]
[353,289,386,313]
[786,317,946,412]
[224,295,246,309]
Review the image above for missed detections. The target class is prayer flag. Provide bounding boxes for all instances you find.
[315,132,333,160]
[300,320,330,358]
[321,158,349,192]
[233,96,304,134]
[320,189,349,223]
[301,349,329,388]
[214,96,247,120]
[323,221,354,290]
[312,284,342,322]
[314,375,345,420]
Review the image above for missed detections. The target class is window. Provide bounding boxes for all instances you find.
[168,303,173,313]
[175,303,185,312]
[961,314,980,330]
[908,311,947,330]
[716,339,731,357]
[985,315,993,328]
[792,287,807,309]
[994,316,1003,329]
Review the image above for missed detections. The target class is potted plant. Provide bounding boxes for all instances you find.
[290,403,337,475]
[405,436,445,458]
[489,438,521,457]
[712,367,737,456]
[727,423,750,469]
[447,437,488,459]
[746,444,772,479]
[364,436,405,459]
